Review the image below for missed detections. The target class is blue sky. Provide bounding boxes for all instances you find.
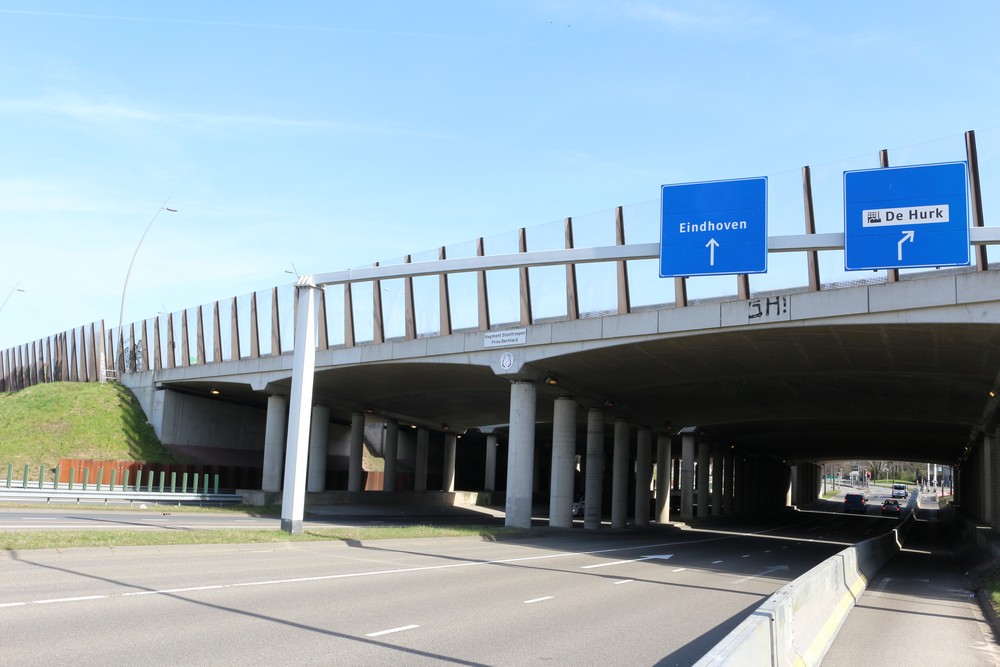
[2,1,999,350]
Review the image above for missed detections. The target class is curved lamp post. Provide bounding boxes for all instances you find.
[115,198,177,375]
[0,282,25,317]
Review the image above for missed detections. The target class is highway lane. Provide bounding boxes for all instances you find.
[1,510,891,666]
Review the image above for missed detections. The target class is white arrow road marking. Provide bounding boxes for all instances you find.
[706,238,719,266]
[732,565,789,585]
[581,554,672,569]
[898,230,915,260]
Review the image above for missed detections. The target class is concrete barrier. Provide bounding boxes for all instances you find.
[695,518,909,666]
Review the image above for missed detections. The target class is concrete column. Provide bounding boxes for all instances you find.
[790,464,800,506]
[723,448,735,515]
[505,381,537,529]
[655,434,671,523]
[415,428,429,492]
[634,428,652,527]
[584,408,605,530]
[611,419,630,529]
[711,444,723,517]
[443,433,457,492]
[697,440,710,519]
[484,433,498,491]
[347,412,365,493]
[262,394,288,492]
[383,420,399,492]
[549,397,577,528]
[987,431,998,528]
[306,405,329,493]
[680,432,696,520]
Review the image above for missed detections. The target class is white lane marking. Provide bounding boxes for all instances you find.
[524,596,554,604]
[0,602,27,608]
[712,560,723,564]
[672,568,687,572]
[581,554,672,569]
[731,565,789,585]
[613,579,634,585]
[123,586,224,596]
[741,554,750,558]
[366,624,419,637]
[34,595,108,604]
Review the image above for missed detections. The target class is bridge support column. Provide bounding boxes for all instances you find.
[584,408,605,530]
[697,440,710,519]
[306,405,329,493]
[443,433,457,492]
[484,433,498,491]
[347,412,365,493]
[634,428,652,527]
[711,445,723,517]
[680,431,696,520]
[415,428,429,492]
[383,420,399,492]
[549,397,577,528]
[611,419,630,529]
[655,434,671,523]
[988,429,1000,531]
[505,381,537,529]
[262,394,288,493]
[723,448,734,515]
[789,464,799,506]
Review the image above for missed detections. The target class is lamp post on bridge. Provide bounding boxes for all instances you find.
[115,198,177,377]
[0,282,25,318]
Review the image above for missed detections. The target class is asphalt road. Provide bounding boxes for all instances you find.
[2,511,865,666]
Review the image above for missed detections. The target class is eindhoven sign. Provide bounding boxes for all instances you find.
[844,161,970,270]
[659,176,768,278]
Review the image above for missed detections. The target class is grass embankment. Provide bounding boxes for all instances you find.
[0,382,173,471]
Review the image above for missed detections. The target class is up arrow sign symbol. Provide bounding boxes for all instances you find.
[706,238,719,266]
[897,230,915,261]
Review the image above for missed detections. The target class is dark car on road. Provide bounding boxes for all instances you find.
[881,499,902,517]
[844,493,867,514]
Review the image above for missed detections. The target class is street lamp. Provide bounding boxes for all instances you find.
[0,282,25,316]
[116,198,177,375]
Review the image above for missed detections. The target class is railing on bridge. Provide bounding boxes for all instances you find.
[3,129,999,391]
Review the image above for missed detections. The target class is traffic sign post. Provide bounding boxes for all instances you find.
[844,162,970,271]
[659,176,768,278]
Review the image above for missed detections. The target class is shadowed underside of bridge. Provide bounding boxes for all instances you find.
[160,310,1000,467]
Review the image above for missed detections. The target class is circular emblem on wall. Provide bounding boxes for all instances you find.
[499,351,514,370]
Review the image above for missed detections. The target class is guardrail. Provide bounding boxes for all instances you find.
[0,487,243,507]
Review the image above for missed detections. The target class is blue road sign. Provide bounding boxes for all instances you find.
[659,176,767,277]
[844,162,969,271]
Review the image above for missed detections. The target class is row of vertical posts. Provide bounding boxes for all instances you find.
[3,463,220,494]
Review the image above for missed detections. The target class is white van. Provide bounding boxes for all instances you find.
[892,483,908,499]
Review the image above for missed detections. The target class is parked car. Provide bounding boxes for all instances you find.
[881,499,902,517]
[844,493,867,514]
[892,483,908,499]
[572,497,585,517]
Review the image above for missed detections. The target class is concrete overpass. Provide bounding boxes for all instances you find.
[4,138,1000,535]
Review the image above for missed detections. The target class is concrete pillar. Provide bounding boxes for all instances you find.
[711,444,723,517]
[723,448,735,515]
[505,381,537,529]
[306,405,329,493]
[347,412,365,493]
[549,397,577,528]
[680,432,696,520]
[443,433,457,492]
[790,464,800,506]
[383,421,399,492]
[634,428,652,527]
[655,434,671,523]
[584,408,604,530]
[611,419,630,529]
[484,433,498,491]
[697,440,710,519]
[415,428,429,492]
[987,431,998,528]
[262,394,288,492]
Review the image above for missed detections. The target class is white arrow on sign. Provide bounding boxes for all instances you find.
[897,230,915,261]
[706,238,719,266]
[580,554,673,569]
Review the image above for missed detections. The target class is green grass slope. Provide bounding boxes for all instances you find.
[0,382,174,470]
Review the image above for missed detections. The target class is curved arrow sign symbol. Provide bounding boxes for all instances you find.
[898,230,915,261]
[706,238,719,266]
